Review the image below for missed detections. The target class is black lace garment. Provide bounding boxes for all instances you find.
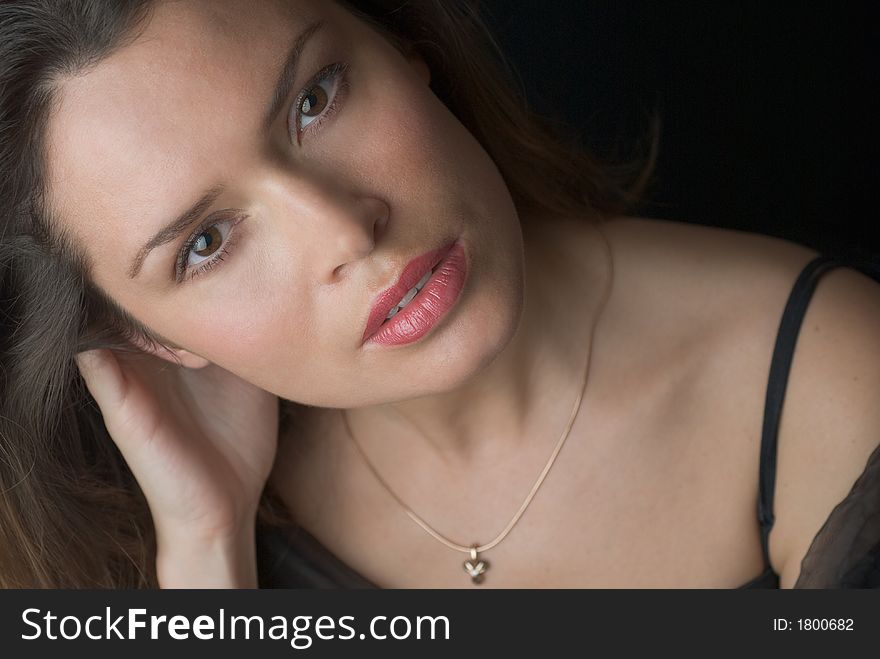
[257,254,880,589]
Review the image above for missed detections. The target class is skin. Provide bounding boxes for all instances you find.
[54,0,880,588]
[54,0,590,585]
[52,0,525,408]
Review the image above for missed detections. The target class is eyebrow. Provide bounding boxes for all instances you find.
[262,19,325,132]
[127,20,324,281]
[127,185,224,279]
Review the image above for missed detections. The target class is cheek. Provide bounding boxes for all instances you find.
[118,266,315,391]
[342,68,524,290]
[186,278,312,375]
[346,67,511,218]
[180,269,362,405]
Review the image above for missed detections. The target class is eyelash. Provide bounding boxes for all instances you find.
[175,61,350,282]
[177,214,246,282]
[291,61,350,145]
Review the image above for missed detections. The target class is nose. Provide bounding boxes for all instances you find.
[324,196,389,282]
[265,169,390,283]
[326,201,389,282]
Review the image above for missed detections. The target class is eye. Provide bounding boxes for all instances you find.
[300,83,329,128]
[176,214,244,282]
[290,62,349,142]
[189,224,225,263]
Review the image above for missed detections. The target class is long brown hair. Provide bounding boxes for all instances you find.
[0,0,654,588]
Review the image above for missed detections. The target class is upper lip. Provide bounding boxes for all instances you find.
[361,239,457,344]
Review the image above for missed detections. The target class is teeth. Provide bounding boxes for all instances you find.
[384,265,438,321]
[415,267,433,289]
[399,286,419,307]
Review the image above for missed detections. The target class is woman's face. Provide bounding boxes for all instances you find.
[47,0,525,407]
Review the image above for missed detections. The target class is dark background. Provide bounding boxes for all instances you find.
[481,0,878,263]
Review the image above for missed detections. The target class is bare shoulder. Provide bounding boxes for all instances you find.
[599,216,880,587]
[596,214,825,379]
[599,215,821,308]
[764,251,880,587]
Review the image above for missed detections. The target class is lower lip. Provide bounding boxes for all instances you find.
[365,241,468,348]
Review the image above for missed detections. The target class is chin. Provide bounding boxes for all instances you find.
[384,256,526,401]
[412,224,526,395]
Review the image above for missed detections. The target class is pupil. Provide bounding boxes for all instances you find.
[194,227,219,256]
[302,86,327,117]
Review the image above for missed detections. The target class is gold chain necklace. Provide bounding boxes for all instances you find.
[341,225,614,585]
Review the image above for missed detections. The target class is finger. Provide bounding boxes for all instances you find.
[75,348,127,409]
[76,349,156,470]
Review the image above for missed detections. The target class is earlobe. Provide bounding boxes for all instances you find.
[167,349,211,370]
[127,334,211,370]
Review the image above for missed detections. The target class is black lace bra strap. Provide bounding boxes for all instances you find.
[758,253,880,568]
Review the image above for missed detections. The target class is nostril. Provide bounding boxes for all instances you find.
[374,215,388,242]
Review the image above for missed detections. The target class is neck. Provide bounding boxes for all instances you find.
[344,213,613,472]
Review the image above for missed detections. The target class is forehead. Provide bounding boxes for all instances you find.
[44,0,343,276]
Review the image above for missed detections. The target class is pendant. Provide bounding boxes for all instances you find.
[462,545,488,584]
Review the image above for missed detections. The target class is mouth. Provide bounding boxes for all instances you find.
[361,238,464,346]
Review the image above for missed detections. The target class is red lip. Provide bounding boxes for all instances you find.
[362,239,458,344]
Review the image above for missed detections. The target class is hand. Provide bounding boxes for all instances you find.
[75,348,279,586]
